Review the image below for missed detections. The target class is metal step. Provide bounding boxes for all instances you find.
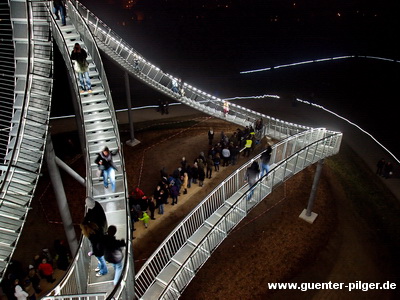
[88,143,119,155]
[2,194,31,207]
[81,93,107,105]
[85,120,115,132]
[83,111,112,123]
[0,245,13,262]
[6,182,34,195]
[0,230,19,247]
[0,216,23,232]
[86,131,116,143]
[82,101,109,114]
[0,203,27,220]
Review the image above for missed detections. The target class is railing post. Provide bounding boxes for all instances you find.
[299,159,324,223]
[125,71,140,147]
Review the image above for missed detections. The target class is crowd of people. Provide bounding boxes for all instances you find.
[129,123,267,233]
[1,242,70,300]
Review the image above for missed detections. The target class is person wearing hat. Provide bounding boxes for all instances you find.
[28,265,41,294]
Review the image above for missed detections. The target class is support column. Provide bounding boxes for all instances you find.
[299,159,324,224]
[124,71,140,147]
[45,135,79,255]
[55,156,85,186]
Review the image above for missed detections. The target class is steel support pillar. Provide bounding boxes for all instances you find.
[299,159,324,223]
[124,71,140,147]
[45,135,79,254]
[55,156,85,186]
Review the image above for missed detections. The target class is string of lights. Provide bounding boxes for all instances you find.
[239,55,399,74]
[296,98,400,164]
[222,94,280,101]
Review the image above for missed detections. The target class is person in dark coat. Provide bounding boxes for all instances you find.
[191,163,199,184]
[103,226,126,286]
[244,161,260,201]
[376,158,385,176]
[70,43,91,92]
[147,196,156,220]
[94,146,119,192]
[198,163,206,187]
[208,128,214,145]
[27,265,41,294]
[139,195,149,212]
[84,197,108,234]
[206,155,214,179]
[169,183,179,205]
[260,145,272,177]
[53,0,66,26]
[53,239,69,271]
[80,222,108,276]
[81,197,108,276]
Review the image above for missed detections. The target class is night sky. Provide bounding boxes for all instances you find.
[54,0,399,157]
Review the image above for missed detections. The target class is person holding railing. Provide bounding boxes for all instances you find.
[133,55,140,72]
[171,78,179,94]
[260,145,272,177]
[70,43,92,93]
[244,161,260,201]
[94,146,119,193]
[80,221,108,277]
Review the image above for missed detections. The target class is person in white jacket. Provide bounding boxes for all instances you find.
[14,279,29,300]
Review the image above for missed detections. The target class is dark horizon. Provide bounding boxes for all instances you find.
[52,0,400,158]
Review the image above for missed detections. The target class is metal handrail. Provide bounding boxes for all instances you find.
[43,1,132,297]
[74,0,311,140]
[40,1,95,294]
[158,132,342,299]
[0,0,32,195]
[1,0,53,280]
[134,128,340,297]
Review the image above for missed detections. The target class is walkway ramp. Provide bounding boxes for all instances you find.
[0,0,53,280]
[42,1,134,298]
[137,129,342,299]
[1,1,343,299]
[75,1,310,141]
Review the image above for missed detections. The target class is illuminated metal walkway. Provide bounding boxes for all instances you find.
[1,0,53,280]
[1,1,342,299]
[44,1,134,298]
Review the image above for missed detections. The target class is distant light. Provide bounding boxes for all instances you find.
[239,55,400,75]
[296,98,400,164]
